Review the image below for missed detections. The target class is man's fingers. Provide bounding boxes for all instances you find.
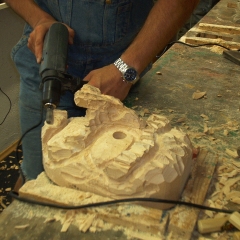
[34,25,47,63]
[62,23,75,44]
[35,38,44,63]
[27,28,45,63]
[68,36,74,45]
[27,22,74,63]
[27,22,56,63]
[27,37,33,53]
[68,28,75,44]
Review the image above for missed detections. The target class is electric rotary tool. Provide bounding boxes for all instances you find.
[39,23,86,124]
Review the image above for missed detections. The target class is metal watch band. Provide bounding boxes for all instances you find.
[114,58,128,73]
[114,58,139,84]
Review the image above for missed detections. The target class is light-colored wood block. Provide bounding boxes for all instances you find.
[185,37,240,50]
[41,85,193,209]
[197,217,229,234]
[229,212,240,230]
[198,23,240,35]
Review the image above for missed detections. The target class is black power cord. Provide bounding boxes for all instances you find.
[8,191,236,214]
[0,86,43,184]
[157,40,232,59]
[15,109,43,184]
[0,87,12,125]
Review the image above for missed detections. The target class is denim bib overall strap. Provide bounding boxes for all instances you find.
[11,0,154,180]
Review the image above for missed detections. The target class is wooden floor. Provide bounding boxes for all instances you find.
[0,147,22,213]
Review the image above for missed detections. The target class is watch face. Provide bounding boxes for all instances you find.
[124,68,137,82]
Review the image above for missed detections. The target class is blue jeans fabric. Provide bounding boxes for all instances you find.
[11,0,154,180]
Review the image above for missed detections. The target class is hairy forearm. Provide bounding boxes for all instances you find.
[4,0,54,28]
[121,0,200,74]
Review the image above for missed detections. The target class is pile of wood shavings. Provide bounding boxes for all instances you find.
[209,45,225,55]
[0,153,22,213]
[10,197,166,239]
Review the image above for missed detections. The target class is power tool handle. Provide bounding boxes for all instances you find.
[39,23,69,77]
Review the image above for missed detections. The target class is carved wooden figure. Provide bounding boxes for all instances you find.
[42,85,193,209]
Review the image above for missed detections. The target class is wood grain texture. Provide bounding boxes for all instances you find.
[185,37,240,50]
[199,23,240,35]
[166,149,218,239]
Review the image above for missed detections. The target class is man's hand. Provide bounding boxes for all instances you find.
[27,20,75,63]
[84,64,132,101]
[5,0,75,63]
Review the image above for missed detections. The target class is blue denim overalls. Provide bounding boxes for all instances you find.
[11,0,154,180]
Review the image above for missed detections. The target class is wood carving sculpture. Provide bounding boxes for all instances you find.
[42,85,193,208]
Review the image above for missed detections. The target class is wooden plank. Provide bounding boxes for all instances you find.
[199,23,240,35]
[0,139,20,162]
[197,217,229,234]
[98,209,165,236]
[188,26,235,41]
[166,149,218,240]
[185,36,240,50]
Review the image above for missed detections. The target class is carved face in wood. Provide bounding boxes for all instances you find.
[42,85,193,205]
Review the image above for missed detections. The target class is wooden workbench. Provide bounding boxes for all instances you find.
[1,1,240,239]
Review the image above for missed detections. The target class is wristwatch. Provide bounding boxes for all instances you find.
[114,58,139,84]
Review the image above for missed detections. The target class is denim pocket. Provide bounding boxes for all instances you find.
[11,36,28,62]
[11,23,32,62]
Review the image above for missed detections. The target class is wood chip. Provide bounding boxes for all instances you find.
[14,224,30,229]
[229,212,240,230]
[229,197,240,204]
[208,127,214,135]
[79,214,96,233]
[176,117,186,123]
[231,160,240,168]
[225,148,239,159]
[222,176,240,195]
[209,136,216,141]
[61,210,75,232]
[192,90,207,100]
[143,108,150,115]
[219,169,239,178]
[223,129,229,136]
[200,114,209,121]
[0,202,7,209]
[44,218,56,223]
[203,123,208,133]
